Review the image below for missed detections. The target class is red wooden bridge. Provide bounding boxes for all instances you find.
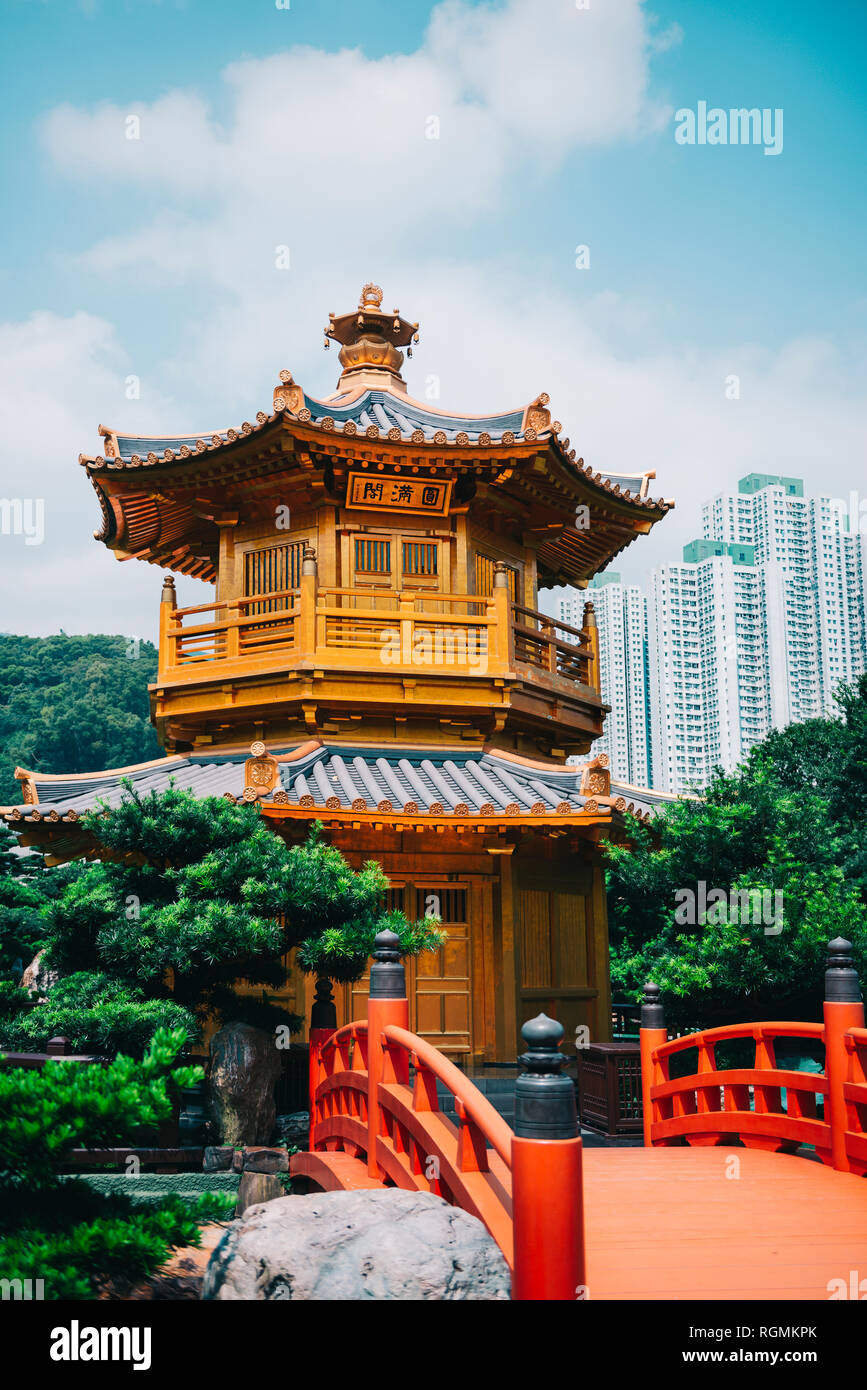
[291,935,867,1300]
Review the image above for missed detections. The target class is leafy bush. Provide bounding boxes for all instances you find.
[41,794,443,1017]
[607,675,867,1029]
[4,788,443,1054]
[0,826,72,981]
[0,973,195,1056]
[0,1027,234,1298]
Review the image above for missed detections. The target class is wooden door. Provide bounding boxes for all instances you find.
[338,882,473,1061]
[409,884,472,1060]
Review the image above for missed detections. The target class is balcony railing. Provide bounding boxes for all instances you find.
[512,603,595,683]
[157,554,599,696]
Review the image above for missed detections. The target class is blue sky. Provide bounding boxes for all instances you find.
[1,0,865,635]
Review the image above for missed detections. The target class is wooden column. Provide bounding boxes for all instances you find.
[216,523,237,602]
[589,857,612,1043]
[317,505,338,589]
[582,599,600,693]
[488,845,518,1062]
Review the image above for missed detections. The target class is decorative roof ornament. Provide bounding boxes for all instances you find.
[323,284,420,395]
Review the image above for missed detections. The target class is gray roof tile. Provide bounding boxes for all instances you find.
[6,745,666,823]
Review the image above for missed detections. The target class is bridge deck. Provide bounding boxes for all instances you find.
[583,1147,867,1300]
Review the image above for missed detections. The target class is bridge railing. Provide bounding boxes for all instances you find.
[301,931,585,1301]
[640,937,867,1174]
[843,1026,867,1176]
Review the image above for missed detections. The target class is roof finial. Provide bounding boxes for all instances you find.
[323,285,420,396]
[360,282,383,310]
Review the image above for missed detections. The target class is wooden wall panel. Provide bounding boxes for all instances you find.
[555,893,588,988]
[517,888,552,988]
[514,858,609,1048]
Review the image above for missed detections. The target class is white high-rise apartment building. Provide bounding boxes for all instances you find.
[650,475,867,792]
[648,539,763,793]
[541,476,866,795]
[540,574,652,785]
[702,474,867,724]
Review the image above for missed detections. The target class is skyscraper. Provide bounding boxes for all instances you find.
[651,475,867,792]
[542,474,867,795]
[648,540,763,793]
[540,574,653,785]
[702,474,867,725]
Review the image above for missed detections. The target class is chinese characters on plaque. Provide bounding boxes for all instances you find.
[346,472,453,515]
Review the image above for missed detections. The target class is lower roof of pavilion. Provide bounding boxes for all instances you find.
[4,741,678,864]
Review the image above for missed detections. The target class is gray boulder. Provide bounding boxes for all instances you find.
[201,1189,511,1300]
[207,1023,282,1146]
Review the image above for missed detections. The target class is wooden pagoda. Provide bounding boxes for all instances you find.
[5,284,674,1063]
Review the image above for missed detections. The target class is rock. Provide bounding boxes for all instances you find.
[202,1190,511,1301]
[203,1146,234,1173]
[208,1023,282,1147]
[272,1112,310,1148]
[242,1146,290,1174]
[235,1172,286,1216]
[20,950,58,999]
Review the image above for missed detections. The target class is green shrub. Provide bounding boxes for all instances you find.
[0,972,195,1056]
[0,1026,234,1298]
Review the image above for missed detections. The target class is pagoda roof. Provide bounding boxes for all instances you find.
[77,283,672,585]
[3,741,679,863]
[85,382,661,507]
[103,387,529,461]
[79,381,670,585]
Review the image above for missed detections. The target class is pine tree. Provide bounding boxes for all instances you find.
[1,784,443,1053]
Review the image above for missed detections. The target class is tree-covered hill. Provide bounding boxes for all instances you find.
[0,634,161,804]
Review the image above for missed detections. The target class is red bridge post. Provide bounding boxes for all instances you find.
[511,1014,585,1301]
[824,937,864,1172]
[640,982,667,1146]
[367,930,409,1179]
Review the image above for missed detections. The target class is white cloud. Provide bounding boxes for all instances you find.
[8,0,863,640]
[0,312,210,637]
[41,0,671,279]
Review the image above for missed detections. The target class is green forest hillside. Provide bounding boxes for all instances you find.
[0,635,160,804]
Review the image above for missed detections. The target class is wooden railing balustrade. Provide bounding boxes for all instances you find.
[511,602,595,684]
[157,551,600,695]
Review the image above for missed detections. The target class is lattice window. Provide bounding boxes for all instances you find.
[402,541,438,578]
[381,887,405,913]
[244,542,304,614]
[355,538,392,576]
[474,553,518,601]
